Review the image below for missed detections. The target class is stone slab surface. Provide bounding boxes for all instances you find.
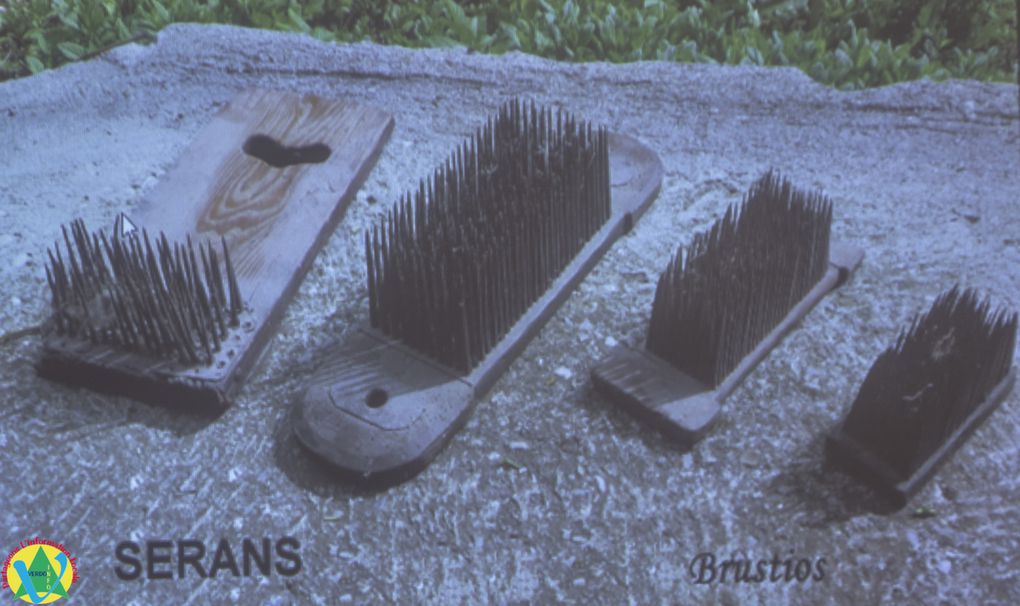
[1,23,1019,605]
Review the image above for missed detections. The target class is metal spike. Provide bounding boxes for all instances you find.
[222,236,242,324]
[201,242,227,336]
[208,244,226,306]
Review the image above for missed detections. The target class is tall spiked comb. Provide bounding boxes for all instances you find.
[293,99,664,484]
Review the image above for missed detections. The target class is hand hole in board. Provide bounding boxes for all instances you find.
[365,387,389,409]
[243,134,332,168]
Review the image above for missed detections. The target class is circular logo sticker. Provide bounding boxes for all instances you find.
[2,540,78,604]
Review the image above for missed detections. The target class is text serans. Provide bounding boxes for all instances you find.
[689,552,827,585]
[114,538,301,581]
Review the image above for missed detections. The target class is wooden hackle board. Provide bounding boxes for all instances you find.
[36,89,394,410]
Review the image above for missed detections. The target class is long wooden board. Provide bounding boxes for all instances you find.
[37,89,394,410]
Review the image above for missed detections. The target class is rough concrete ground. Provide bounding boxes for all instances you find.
[1,23,1019,605]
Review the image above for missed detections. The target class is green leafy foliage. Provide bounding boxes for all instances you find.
[1,0,1017,89]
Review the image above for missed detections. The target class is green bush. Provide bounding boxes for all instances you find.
[0,0,1017,89]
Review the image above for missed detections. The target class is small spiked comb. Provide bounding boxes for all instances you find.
[36,216,260,410]
[44,217,244,367]
[592,171,864,446]
[826,287,1017,507]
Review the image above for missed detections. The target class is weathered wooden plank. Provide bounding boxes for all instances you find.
[36,89,395,410]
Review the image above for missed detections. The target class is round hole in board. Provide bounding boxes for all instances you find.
[242,134,332,168]
[365,388,389,408]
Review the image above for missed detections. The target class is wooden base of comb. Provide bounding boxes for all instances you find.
[591,243,864,447]
[825,369,1015,508]
[36,89,394,410]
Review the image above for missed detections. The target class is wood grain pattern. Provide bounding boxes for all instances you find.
[142,90,391,300]
[38,89,394,409]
